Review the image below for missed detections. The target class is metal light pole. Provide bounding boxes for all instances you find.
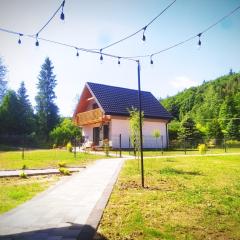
[137,60,144,188]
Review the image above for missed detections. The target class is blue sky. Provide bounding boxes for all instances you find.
[0,0,240,116]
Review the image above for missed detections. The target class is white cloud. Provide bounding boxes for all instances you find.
[170,76,198,90]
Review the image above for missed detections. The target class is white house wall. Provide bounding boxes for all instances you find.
[111,117,168,149]
[82,123,100,142]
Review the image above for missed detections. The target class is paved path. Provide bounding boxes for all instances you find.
[0,168,83,178]
[0,158,124,240]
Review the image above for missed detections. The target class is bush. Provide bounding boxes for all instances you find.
[207,139,216,148]
[52,143,57,149]
[58,162,66,168]
[226,140,240,148]
[59,167,71,175]
[19,171,27,178]
[66,142,72,152]
[103,139,110,157]
[22,164,27,170]
[198,144,207,154]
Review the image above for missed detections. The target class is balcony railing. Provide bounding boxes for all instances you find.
[75,108,103,126]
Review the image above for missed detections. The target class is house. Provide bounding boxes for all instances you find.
[73,82,172,149]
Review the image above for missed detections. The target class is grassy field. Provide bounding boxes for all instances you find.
[98,154,240,240]
[114,147,240,157]
[0,175,60,214]
[0,149,106,170]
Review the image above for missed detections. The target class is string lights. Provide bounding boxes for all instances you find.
[35,0,66,37]
[100,49,103,61]
[0,3,239,65]
[35,34,39,46]
[100,0,177,50]
[76,48,79,57]
[150,55,153,65]
[18,34,23,44]
[198,33,202,46]
[60,0,65,20]
[142,26,147,41]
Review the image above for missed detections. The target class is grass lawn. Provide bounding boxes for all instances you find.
[0,175,60,214]
[98,154,240,240]
[116,147,240,157]
[0,149,106,170]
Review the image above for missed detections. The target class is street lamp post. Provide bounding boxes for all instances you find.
[137,60,144,188]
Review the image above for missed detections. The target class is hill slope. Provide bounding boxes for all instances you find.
[161,73,240,140]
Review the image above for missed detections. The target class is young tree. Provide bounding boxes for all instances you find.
[50,118,82,146]
[17,81,35,134]
[0,57,7,103]
[129,107,144,157]
[152,129,160,150]
[35,57,59,140]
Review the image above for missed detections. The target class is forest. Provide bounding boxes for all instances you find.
[161,71,240,145]
[0,57,81,148]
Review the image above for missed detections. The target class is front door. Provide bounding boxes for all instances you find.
[93,127,100,145]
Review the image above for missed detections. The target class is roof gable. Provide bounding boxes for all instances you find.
[86,82,172,120]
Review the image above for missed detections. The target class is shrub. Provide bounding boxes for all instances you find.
[58,162,66,168]
[198,144,207,154]
[66,142,72,152]
[207,139,216,148]
[52,143,57,149]
[226,140,240,148]
[19,171,27,178]
[59,167,71,175]
[103,139,110,156]
[22,164,27,170]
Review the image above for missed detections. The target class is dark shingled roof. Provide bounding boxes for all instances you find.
[86,82,173,120]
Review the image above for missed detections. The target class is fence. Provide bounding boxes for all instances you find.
[110,135,240,157]
[1,134,240,158]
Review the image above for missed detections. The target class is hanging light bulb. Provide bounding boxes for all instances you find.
[118,57,121,65]
[18,34,23,44]
[100,49,103,61]
[60,11,65,20]
[60,0,65,20]
[197,33,202,46]
[76,48,79,57]
[150,55,153,65]
[35,34,39,47]
[142,26,147,41]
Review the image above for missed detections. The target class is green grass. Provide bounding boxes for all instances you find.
[0,175,60,214]
[0,149,105,170]
[116,147,240,157]
[98,154,240,240]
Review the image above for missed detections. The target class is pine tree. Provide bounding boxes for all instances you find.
[0,57,7,103]
[35,57,59,140]
[207,119,223,143]
[226,119,240,140]
[0,90,21,134]
[219,97,236,130]
[17,81,35,134]
[178,116,201,145]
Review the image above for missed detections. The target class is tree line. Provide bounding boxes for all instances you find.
[161,71,240,146]
[0,57,80,147]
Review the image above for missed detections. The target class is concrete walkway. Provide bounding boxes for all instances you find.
[0,158,124,240]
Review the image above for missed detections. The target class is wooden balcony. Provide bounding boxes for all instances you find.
[75,108,104,126]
